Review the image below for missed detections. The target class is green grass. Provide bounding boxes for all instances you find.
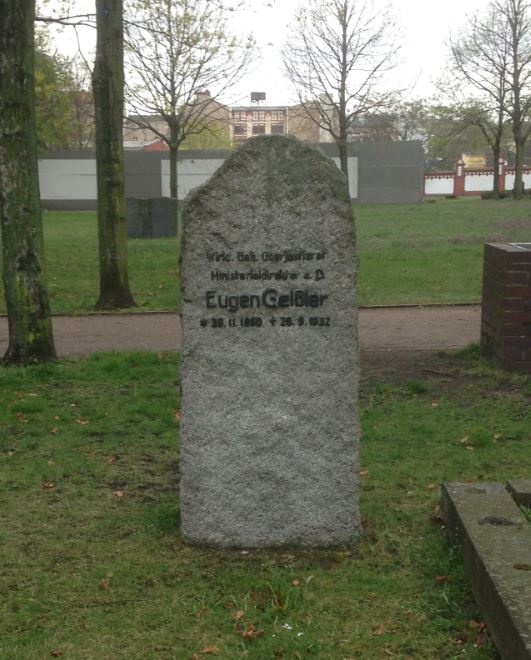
[1,349,529,658]
[355,197,531,305]
[0,197,529,314]
[28,210,178,314]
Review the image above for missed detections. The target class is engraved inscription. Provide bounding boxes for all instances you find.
[200,247,331,330]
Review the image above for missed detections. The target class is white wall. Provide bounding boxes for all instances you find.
[160,158,226,199]
[39,153,359,202]
[38,159,97,200]
[160,156,358,200]
[465,173,493,192]
[424,177,453,195]
[505,171,531,190]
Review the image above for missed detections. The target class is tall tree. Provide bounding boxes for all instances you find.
[124,0,254,200]
[283,0,400,185]
[92,0,135,309]
[448,6,512,196]
[496,0,531,198]
[0,0,56,364]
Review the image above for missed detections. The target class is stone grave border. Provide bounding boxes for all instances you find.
[442,481,531,659]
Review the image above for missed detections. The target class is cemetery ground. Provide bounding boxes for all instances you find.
[1,347,530,658]
[0,196,530,314]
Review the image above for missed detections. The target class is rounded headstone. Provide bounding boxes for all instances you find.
[180,135,360,547]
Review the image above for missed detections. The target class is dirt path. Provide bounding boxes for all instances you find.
[0,305,481,358]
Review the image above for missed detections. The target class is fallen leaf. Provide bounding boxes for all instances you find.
[240,623,265,640]
[43,482,55,490]
[199,647,220,655]
[99,579,110,590]
[50,652,64,658]
[435,575,453,584]
[15,412,28,423]
[360,470,369,476]
[373,623,387,636]
[406,490,414,496]
[50,428,58,434]
[233,610,245,621]
[292,580,300,587]
[192,655,199,660]
[195,607,209,618]
[54,416,61,421]
[469,620,487,631]
[459,436,470,445]
[114,490,125,498]
[427,483,436,491]
[75,419,90,425]
[174,410,182,421]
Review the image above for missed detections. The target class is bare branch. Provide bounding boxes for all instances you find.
[282,0,402,183]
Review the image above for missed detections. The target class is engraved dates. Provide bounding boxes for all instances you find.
[199,315,330,329]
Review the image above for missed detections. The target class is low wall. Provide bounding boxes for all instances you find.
[39,140,424,209]
[425,163,531,196]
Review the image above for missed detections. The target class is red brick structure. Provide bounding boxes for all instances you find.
[481,243,531,373]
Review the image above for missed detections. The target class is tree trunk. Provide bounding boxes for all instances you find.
[169,121,181,260]
[492,143,501,199]
[170,145,179,200]
[0,0,56,364]
[513,128,525,199]
[337,125,350,193]
[92,0,135,309]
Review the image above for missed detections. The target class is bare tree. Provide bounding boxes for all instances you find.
[495,0,531,198]
[0,0,56,364]
[283,0,400,184]
[124,0,254,200]
[447,6,512,196]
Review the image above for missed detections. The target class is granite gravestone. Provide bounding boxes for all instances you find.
[180,135,360,547]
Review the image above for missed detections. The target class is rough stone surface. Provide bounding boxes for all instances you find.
[507,480,531,509]
[127,197,177,238]
[442,482,531,660]
[180,135,360,548]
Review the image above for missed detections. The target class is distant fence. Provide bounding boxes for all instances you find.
[38,141,424,210]
[424,159,531,196]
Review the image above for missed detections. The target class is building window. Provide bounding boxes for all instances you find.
[252,111,266,122]
[233,111,246,121]
[252,124,265,135]
[271,110,285,121]
[271,124,285,134]
[233,124,246,136]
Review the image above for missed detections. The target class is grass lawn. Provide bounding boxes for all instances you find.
[0,197,529,314]
[356,197,531,306]
[1,348,529,658]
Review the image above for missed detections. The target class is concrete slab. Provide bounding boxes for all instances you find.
[442,482,531,660]
[507,480,531,509]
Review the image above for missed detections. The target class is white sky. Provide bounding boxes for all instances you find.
[49,0,489,106]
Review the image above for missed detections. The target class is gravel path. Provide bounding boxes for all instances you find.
[0,305,481,358]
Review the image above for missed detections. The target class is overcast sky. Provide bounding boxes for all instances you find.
[49,0,489,106]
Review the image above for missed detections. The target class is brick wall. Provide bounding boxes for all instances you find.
[481,243,531,373]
